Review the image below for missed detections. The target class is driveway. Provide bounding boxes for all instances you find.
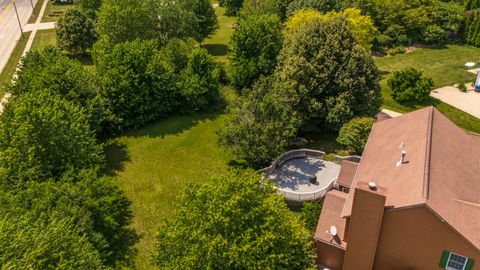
[430,86,480,119]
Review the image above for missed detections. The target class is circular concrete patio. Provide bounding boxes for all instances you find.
[267,157,341,194]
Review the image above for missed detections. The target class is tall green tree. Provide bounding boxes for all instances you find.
[287,0,341,16]
[56,9,96,55]
[219,76,299,166]
[189,0,219,40]
[229,14,283,90]
[276,17,381,130]
[177,48,220,112]
[78,0,102,19]
[93,0,157,61]
[10,47,107,134]
[153,169,316,269]
[240,0,292,21]
[0,174,137,268]
[97,39,177,131]
[0,215,107,270]
[0,90,104,189]
[223,0,245,15]
[156,0,217,44]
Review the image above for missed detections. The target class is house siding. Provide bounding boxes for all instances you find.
[315,240,345,270]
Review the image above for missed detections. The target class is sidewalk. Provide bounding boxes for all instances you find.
[23,21,55,32]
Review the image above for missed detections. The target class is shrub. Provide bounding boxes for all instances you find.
[459,83,467,92]
[423,24,448,45]
[386,46,406,56]
[337,117,376,154]
[388,68,434,103]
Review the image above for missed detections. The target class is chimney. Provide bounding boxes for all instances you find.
[342,182,386,270]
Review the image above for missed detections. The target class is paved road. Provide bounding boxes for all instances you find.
[0,0,37,73]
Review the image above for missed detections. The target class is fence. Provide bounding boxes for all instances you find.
[259,149,361,202]
[276,178,335,202]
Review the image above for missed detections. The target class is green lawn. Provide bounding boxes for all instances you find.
[375,45,480,133]
[0,32,31,97]
[106,113,234,270]
[203,7,236,65]
[376,45,480,88]
[41,1,75,23]
[30,29,56,51]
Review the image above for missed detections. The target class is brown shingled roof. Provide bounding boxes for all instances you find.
[315,190,348,248]
[337,160,358,188]
[341,106,480,250]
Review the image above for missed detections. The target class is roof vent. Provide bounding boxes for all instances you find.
[396,150,407,167]
[368,182,377,191]
[329,226,337,237]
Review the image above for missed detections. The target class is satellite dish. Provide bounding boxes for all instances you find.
[329,226,337,237]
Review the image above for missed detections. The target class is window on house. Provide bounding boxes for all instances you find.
[439,250,475,270]
[447,253,467,270]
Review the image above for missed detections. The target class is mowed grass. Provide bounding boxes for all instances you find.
[41,1,75,22]
[375,45,480,133]
[106,113,234,270]
[0,32,31,97]
[30,29,57,51]
[376,45,480,88]
[28,0,46,24]
[203,7,237,65]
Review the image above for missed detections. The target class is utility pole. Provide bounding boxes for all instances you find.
[12,0,24,37]
[29,0,34,12]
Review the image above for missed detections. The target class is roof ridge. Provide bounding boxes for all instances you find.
[422,107,434,201]
[454,198,480,208]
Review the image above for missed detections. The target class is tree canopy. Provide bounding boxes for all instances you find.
[229,14,283,90]
[287,0,341,16]
[56,8,97,55]
[0,90,104,189]
[153,169,316,269]
[276,17,382,130]
[97,39,177,131]
[239,0,292,21]
[10,47,107,133]
[285,8,377,51]
[219,76,299,166]
[337,117,376,154]
[0,172,137,268]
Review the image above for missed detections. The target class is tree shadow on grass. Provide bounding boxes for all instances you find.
[123,112,221,139]
[103,140,131,176]
[399,95,441,109]
[202,44,228,57]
